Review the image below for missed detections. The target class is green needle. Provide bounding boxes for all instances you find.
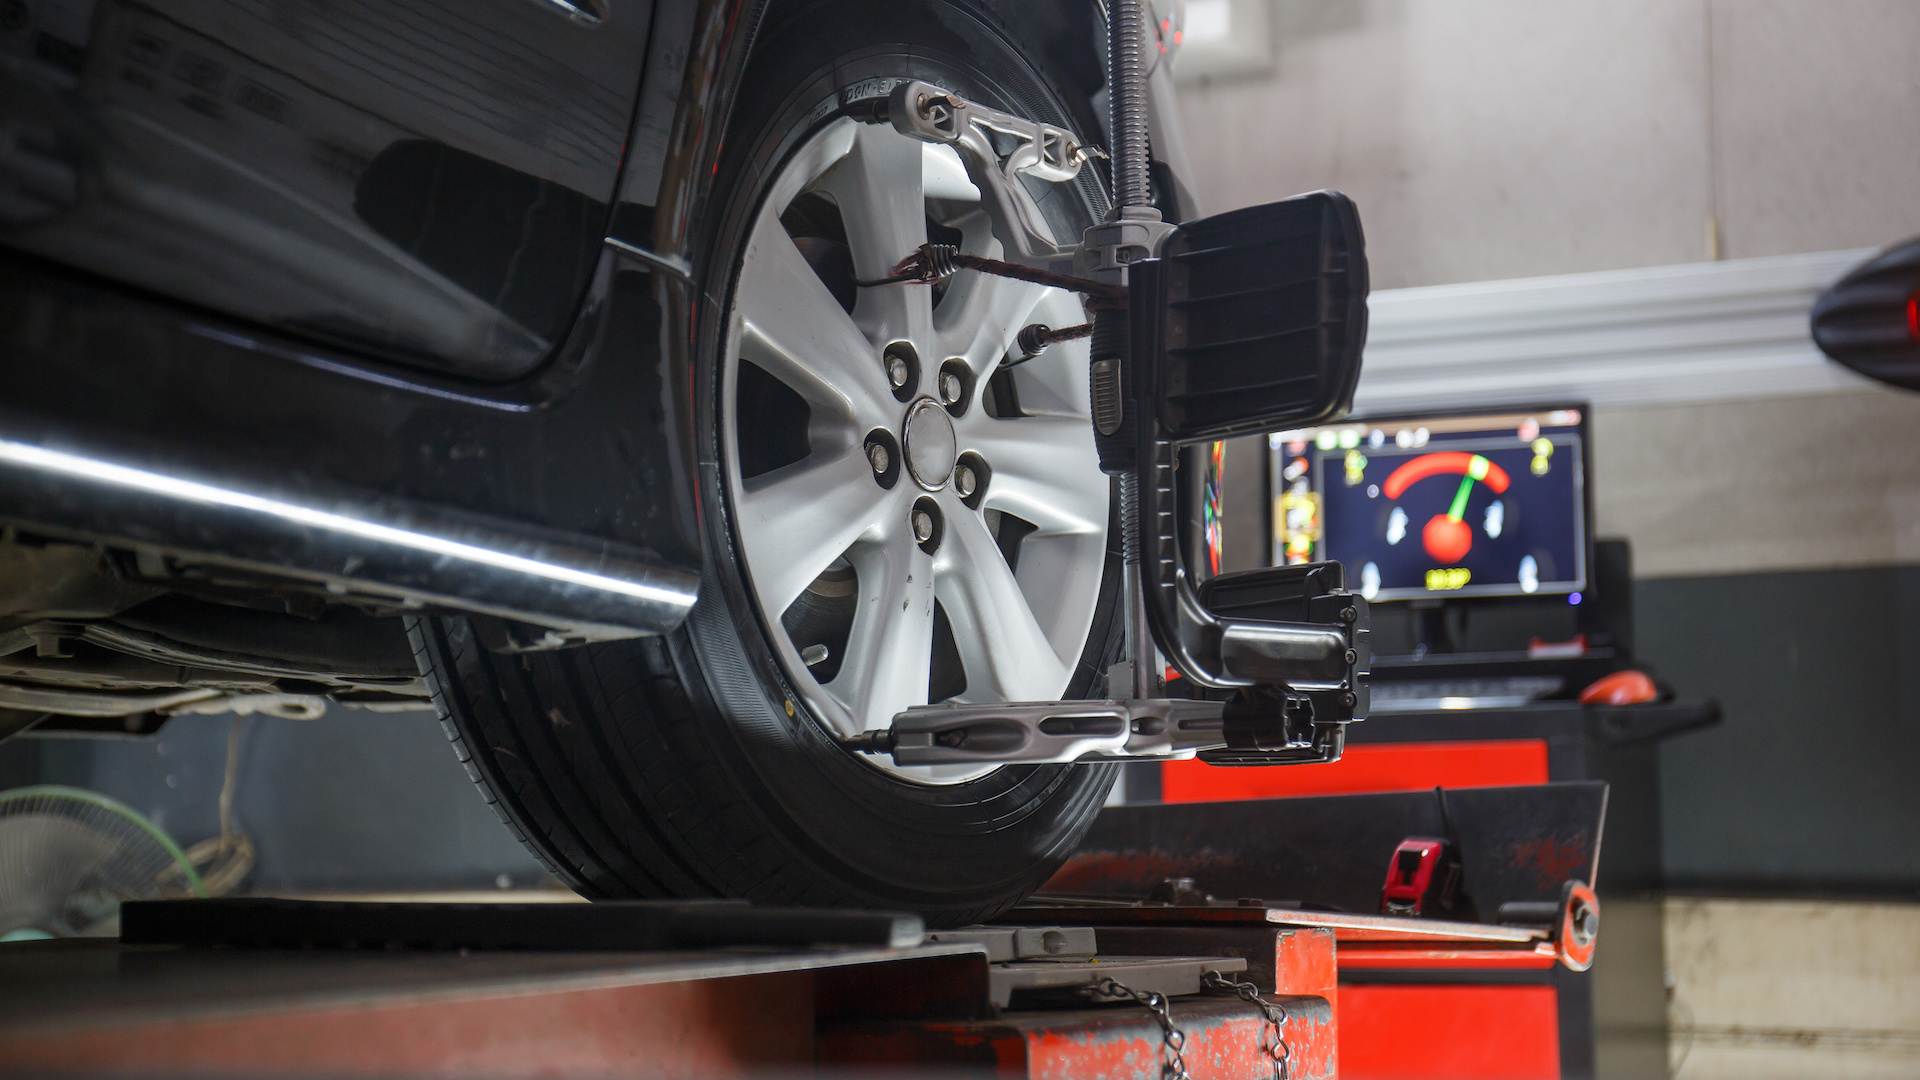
[1447,474,1475,521]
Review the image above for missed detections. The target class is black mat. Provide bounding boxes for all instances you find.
[121,897,925,951]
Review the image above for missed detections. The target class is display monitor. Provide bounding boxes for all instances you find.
[1269,407,1589,602]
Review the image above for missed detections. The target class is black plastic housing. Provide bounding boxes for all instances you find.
[1811,238,1920,392]
[1197,560,1354,627]
[1119,192,1372,765]
[1131,191,1369,443]
[1195,561,1372,766]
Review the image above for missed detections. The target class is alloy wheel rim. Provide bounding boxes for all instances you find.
[721,115,1111,783]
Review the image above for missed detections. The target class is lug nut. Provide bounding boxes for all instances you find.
[954,464,976,499]
[913,509,935,543]
[886,355,910,388]
[867,442,891,475]
[940,371,964,405]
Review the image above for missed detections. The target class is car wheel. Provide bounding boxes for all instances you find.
[416,0,1121,925]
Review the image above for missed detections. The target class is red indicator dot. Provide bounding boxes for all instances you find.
[1423,516,1474,565]
[1907,290,1919,343]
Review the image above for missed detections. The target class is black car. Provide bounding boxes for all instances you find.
[0,0,1212,922]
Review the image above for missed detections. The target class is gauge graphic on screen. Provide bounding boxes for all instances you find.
[1381,452,1512,565]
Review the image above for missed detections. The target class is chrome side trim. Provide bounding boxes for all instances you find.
[0,439,699,637]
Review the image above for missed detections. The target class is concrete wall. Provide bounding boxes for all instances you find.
[1176,0,1920,289]
[1637,566,1920,892]
[1665,899,1920,1079]
[1594,390,1920,579]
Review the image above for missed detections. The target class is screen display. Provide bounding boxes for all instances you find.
[1270,409,1587,602]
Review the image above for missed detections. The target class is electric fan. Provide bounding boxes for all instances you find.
[0,785,205,939]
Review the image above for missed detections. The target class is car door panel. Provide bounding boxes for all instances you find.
[0,0,651,378]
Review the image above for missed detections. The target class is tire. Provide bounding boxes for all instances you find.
[418,0,1121,926]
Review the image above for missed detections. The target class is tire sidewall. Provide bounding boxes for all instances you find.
[674,0,1120,911]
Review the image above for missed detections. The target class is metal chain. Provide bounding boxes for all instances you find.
[1203,970,1292,1080]
[1085,977,1191,1080]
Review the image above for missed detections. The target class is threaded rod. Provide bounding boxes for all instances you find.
[1108,0,1152,212]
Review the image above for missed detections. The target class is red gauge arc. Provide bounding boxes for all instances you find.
[1383,452,1512,564]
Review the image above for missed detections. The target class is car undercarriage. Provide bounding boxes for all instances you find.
[0,532,430,741]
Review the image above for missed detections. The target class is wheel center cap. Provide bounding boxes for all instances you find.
[902,398,957,491]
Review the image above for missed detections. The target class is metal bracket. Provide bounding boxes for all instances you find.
[867,80,1097,266]
[849,697,1227,767]
[923,925,1098,962]
[995,955,1247,1010]
[1076,205,1176,286]
[851,683,1361,769]
[847,63,1372,770]
[848,562,1369,768]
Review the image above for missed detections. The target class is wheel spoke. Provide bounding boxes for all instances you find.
[817,123,933,353]
[829,534,937,731]
[962,416,1107,536]
[937,508,1072,703]
[736,208,893,429]
[934,270,1048,380]
[991,530,1109,663]
[737,447,895,617]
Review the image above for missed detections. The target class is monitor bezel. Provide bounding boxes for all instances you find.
[1271,402,1596,605]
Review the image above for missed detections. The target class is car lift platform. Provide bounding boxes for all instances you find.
[0,783,1604,1078]
[0,899,1337,1079]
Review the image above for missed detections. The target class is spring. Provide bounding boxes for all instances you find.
[918,243,959,280]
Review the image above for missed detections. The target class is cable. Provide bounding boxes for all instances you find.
[855,244,1127,305]
[173,717,256,896]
